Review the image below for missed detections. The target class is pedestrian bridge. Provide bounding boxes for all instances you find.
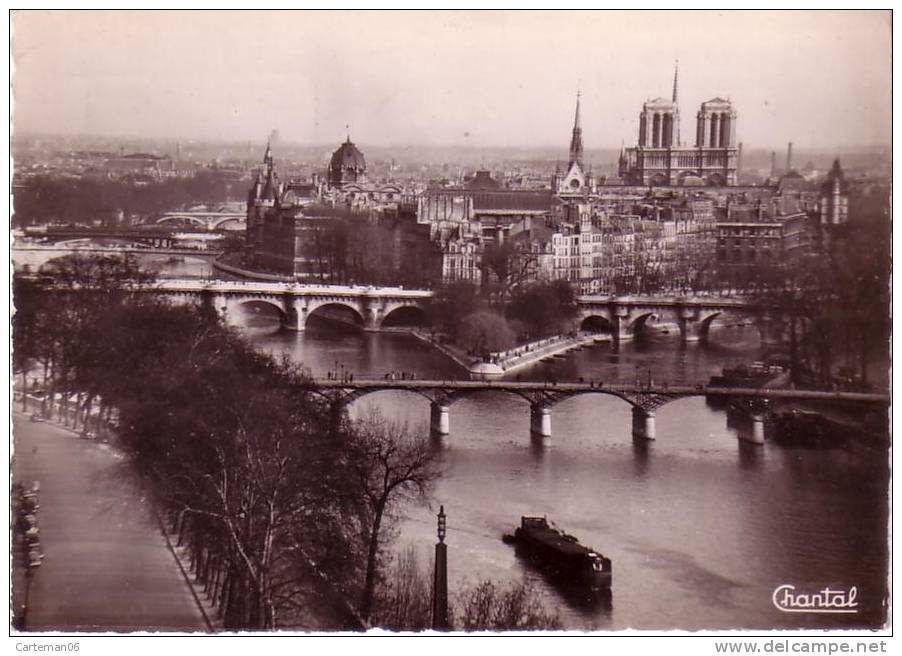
[305,378,890,445]
[153,279,775,342]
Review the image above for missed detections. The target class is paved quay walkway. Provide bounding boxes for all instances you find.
[11,413,209,632]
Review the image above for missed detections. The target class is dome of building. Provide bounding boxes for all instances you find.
[330,137,366,171]
[328,136,367,188]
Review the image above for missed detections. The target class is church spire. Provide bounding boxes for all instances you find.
[569,90,584,168]
[672,59,679,104]
[574,88,582,131]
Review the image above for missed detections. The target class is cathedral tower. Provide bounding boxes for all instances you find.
[638,61,681,148]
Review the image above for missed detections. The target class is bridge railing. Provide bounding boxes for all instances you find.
[152,279,434,296]
[306,377,890,401]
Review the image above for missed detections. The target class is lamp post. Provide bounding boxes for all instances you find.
[432,505,449,630]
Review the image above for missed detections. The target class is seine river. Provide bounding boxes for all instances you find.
[235,310,888,631]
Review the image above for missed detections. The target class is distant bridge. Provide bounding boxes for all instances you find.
[306,378,890,444]
[11,244,221,272]
[574,294,773,343]
[153,279,777,342]
[156,210,246,231]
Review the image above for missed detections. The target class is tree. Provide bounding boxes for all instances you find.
[455,580,561,631]
[48,293,367,629]
[12,253,157,424]
[373,548,562,632]
[344,409,441,621]
[479,241,538,304]
[428,281,482,339]
[507,280,578,339]
[374,544,433,630]
[457,311,516,358]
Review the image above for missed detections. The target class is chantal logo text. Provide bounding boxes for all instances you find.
[772,584,859,614]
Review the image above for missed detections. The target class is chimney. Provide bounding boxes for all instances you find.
[770,151,776,178]
[786,142,793,172]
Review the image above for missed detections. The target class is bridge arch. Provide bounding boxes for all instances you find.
[630,312,658,339]
[580,314,614,334]
[157,215,209,228]
[698,310,767,346]
[380,304,430,330]
[696,312,723,343]
[545,389,643,411]
[230,298,289,324]
[212,216,245,230]
[342,386,438,406]
[305,301,366,330]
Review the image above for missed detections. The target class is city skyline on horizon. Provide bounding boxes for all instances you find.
[11,10,891,151]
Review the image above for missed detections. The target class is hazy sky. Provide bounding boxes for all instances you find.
[11,10,891,150]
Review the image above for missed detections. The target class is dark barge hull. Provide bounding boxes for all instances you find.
[512,517,612,589]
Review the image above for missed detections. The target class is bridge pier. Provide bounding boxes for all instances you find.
[610,309,633,344]
[631,407,657,440]
[430,402,450,436]
[678,316,707,343]
[282,297,303,331]
[742,414,766,445]
[530,404,552,440]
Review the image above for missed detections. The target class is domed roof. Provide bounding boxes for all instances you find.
[330,137,366,171]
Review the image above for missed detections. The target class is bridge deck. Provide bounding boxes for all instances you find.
[309,379,889,403]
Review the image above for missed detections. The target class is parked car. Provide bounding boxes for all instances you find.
[29,414,44,423]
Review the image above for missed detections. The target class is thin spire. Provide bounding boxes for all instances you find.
[574,86,582,130]
[672,59,679,103]
[569,90,584,168]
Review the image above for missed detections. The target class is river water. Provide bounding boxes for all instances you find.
[234,309,888,631]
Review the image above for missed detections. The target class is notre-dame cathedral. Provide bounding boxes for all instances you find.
[618,63,740,186]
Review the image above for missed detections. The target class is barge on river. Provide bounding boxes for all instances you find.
[505,516,612,588]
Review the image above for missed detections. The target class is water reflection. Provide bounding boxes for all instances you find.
[631,437,652,477]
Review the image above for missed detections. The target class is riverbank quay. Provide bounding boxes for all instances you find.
[409,330,606,380]
[11,243,222,273]
[212,254,296,282]
[10,412,210,632]
[408,329,479,372]
[490,333,605,376]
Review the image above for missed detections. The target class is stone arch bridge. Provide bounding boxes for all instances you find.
[155,280,432,332]
[575,295,778,344]
[152,280,778,343]
[156,210,246,231]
